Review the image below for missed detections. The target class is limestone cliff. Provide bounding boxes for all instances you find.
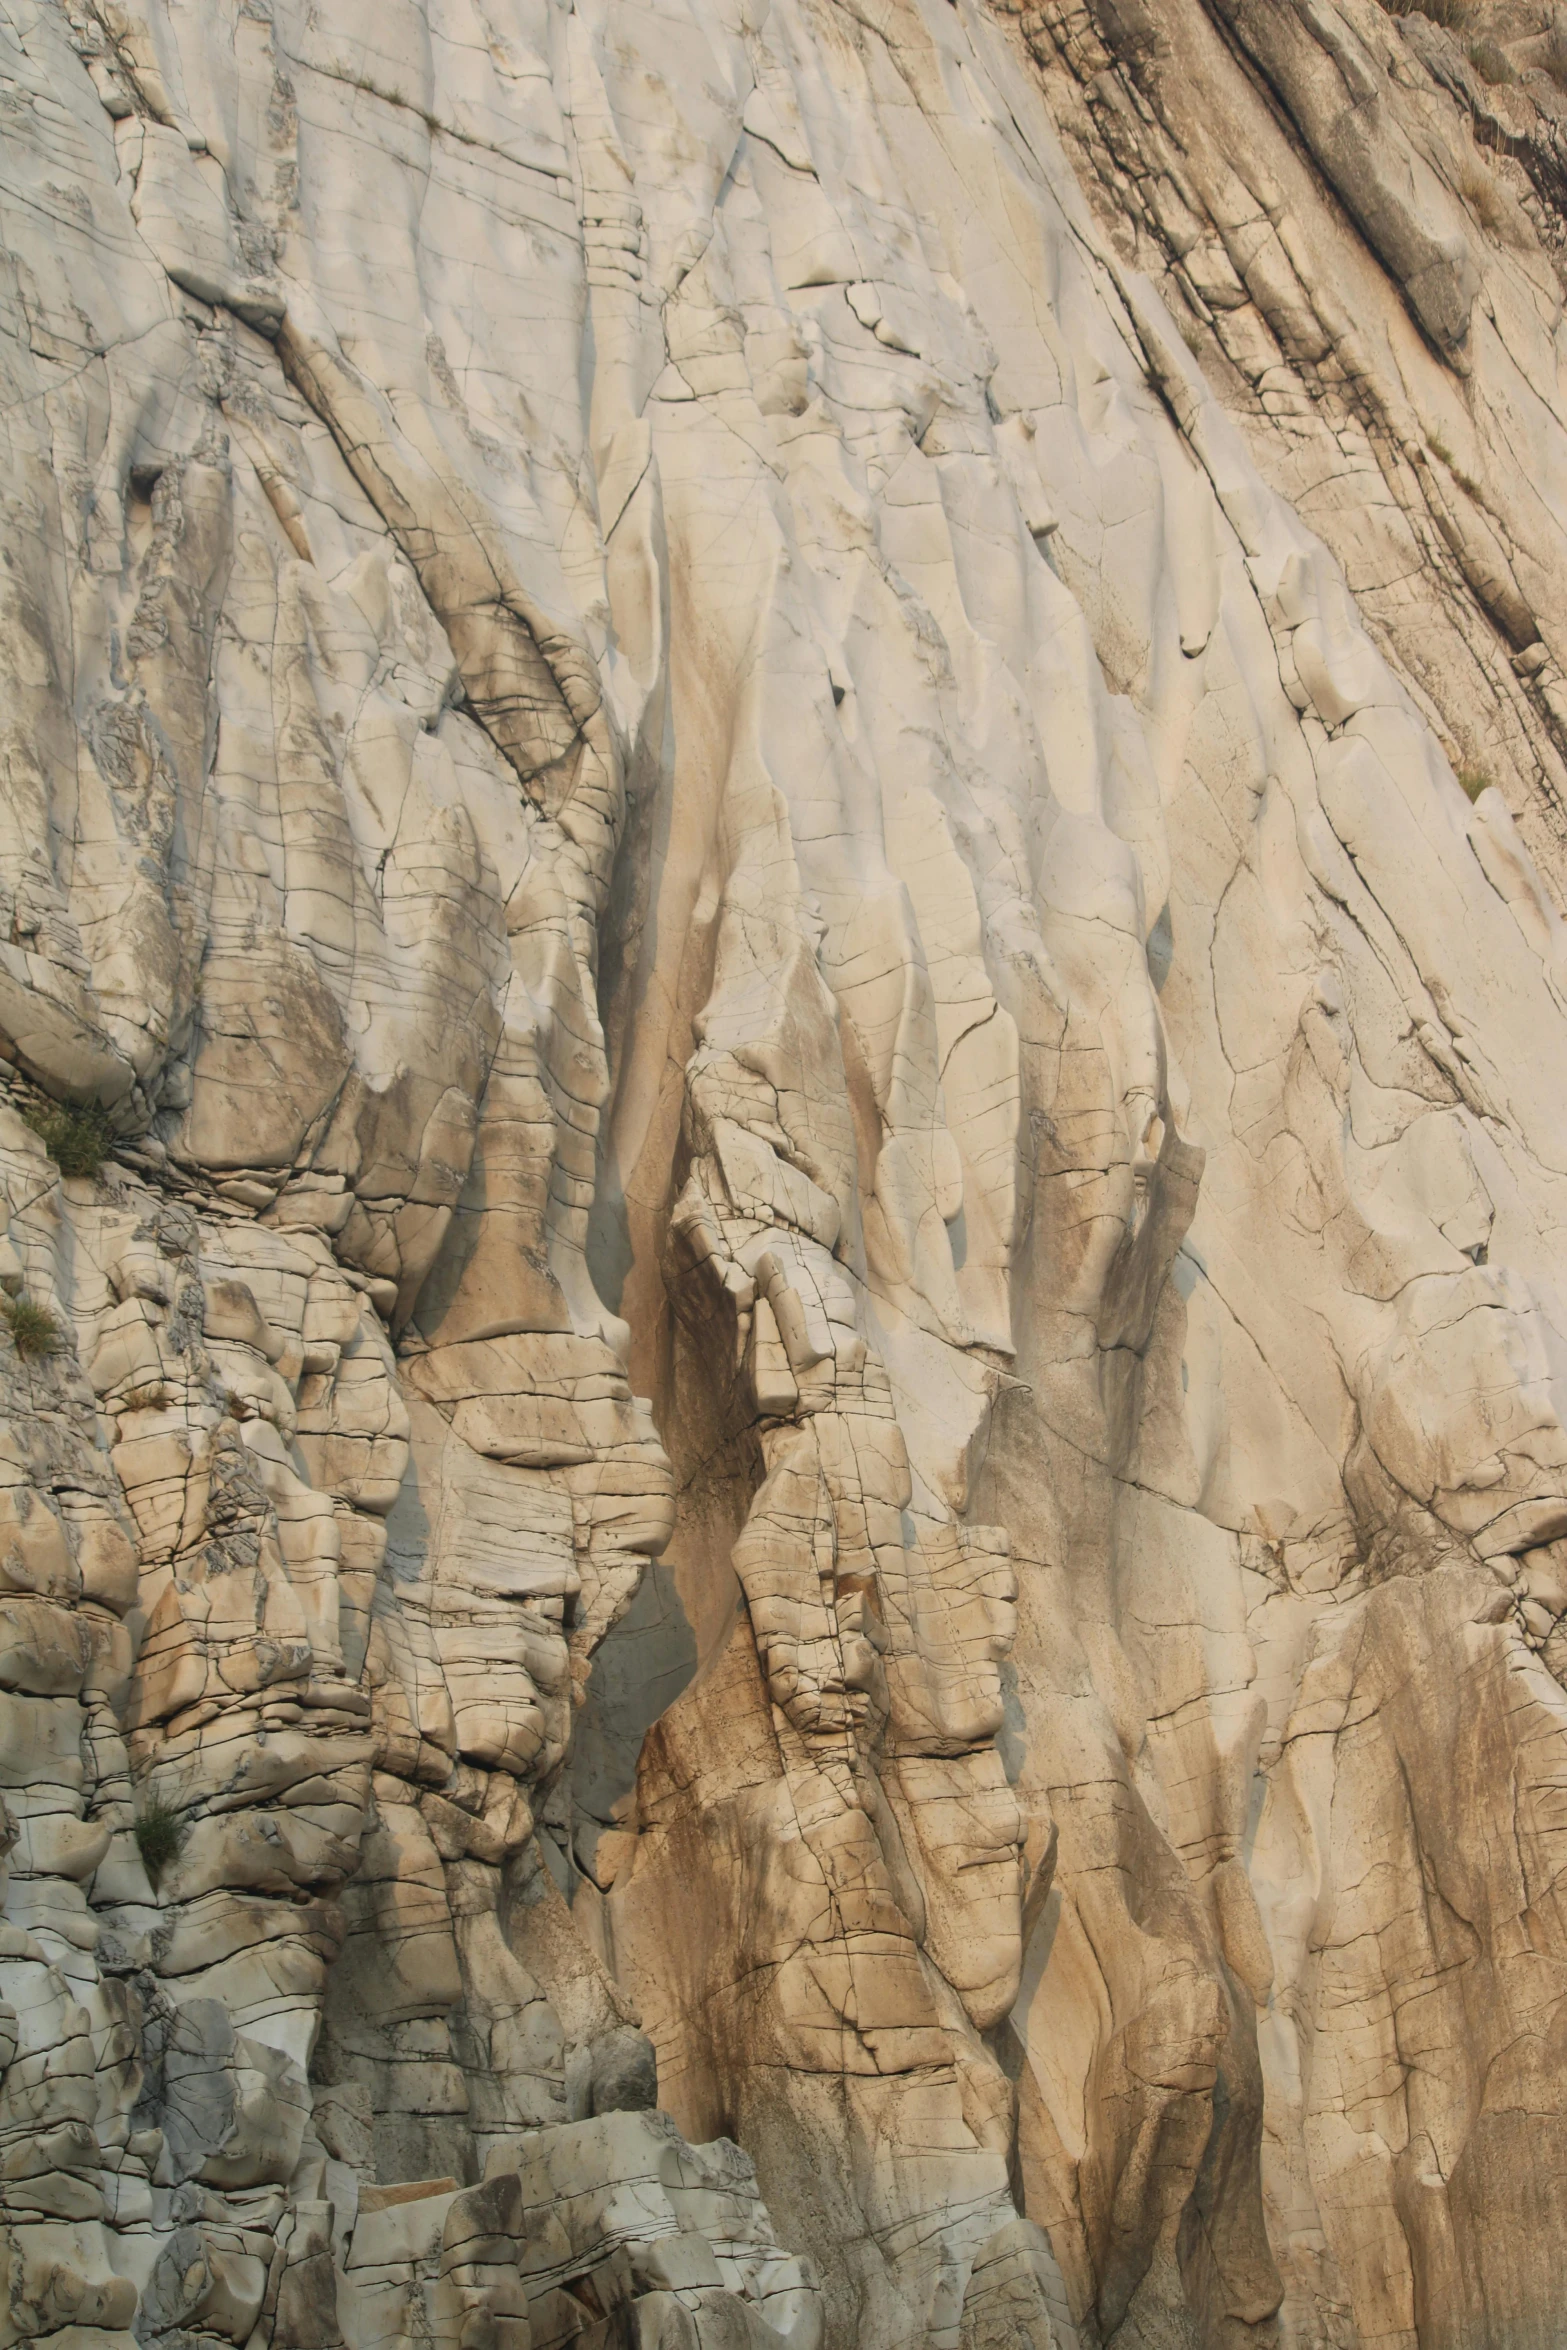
[1,0,1566,2342]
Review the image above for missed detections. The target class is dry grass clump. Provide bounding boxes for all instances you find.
[1466,33,1515,80]
[1454,151,1533,248]
[1456,151,1510,231]
[1379,0,1474,29]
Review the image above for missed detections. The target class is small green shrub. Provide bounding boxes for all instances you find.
[134,1795,187,1889]
[1,1294,61,1362]
[22,1100,110,1179]
[1458,764,1490,802]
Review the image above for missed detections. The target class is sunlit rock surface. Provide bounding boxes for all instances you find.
[3,0,1567,2342]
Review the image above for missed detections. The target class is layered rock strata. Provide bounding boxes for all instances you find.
[3,0,1567,2345]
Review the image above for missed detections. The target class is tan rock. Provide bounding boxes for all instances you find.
[0,0,1566,2338]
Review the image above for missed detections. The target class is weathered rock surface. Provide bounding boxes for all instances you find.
[2,0,1567,2342]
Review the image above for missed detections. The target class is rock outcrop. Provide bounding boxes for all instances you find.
[2,0,1567,2342]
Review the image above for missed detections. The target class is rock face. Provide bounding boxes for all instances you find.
[4,0,1567,2342]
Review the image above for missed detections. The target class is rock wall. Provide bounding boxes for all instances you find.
[3,0,1567,2343]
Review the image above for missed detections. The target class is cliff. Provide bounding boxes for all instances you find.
[2,0,1567,2343]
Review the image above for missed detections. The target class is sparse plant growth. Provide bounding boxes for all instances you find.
[1458,764,1491,802]
[1379,0,1473,28]
[337,69,439,128]
[134,1795,187,1889]
[121,1382,169,1412]
[1466,34,1515,81]
[1426,427,1486,493]
[1457,153,1510,234]
[22,1100,111,1179]
[0,1293,61,1362]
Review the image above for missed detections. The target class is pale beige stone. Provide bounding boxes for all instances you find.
[0,0,1565,2339]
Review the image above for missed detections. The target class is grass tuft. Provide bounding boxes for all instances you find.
[121,1381,169,1412]
[1457,153,1511,233]
[1379,0,1474,27]
[134,1795,187,1889]
[22,1101,111,1180]
[1,1294,61,1362]
[1466,34,1515,81]
[1457,764,1491,802]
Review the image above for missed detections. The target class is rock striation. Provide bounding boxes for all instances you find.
[3,0,1567,2342]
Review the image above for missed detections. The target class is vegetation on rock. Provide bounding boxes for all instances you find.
[134,1796,186,1889]
[0,1294,60,1361]
[22,1101,111,1179]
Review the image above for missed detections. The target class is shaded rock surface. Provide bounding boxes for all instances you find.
[1,0,1566,2344]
